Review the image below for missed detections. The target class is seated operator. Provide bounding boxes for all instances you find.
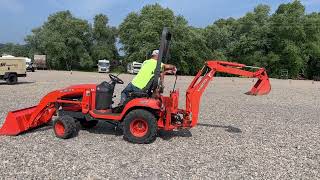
[120,49,177,105]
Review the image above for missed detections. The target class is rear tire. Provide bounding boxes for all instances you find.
[53,115,79,139]
[123,109,157,144]
[6,74,17,85]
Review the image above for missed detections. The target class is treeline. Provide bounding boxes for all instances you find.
[1,12,118,70]
[0,1,319,79]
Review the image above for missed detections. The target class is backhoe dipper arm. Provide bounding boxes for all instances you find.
[185,61,271,127]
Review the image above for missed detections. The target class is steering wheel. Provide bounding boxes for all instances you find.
[109,74,124,84]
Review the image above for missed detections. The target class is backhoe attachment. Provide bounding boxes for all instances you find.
[206,61,271,95]
[185,61,271,127]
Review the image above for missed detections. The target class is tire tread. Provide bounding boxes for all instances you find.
[123,109,157,144]
[53,115,78,139]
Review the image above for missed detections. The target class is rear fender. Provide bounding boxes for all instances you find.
[120,98,161,119]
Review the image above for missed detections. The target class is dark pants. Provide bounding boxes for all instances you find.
[120,83,143,105]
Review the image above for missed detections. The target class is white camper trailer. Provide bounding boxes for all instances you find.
[98,59,110,73]
[127,61,142,74]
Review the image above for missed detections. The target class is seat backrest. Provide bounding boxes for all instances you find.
[142,76,155,96]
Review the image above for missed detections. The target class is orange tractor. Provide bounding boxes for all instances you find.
[0,28,271,143]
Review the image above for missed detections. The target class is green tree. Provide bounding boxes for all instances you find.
[303,12,320,79]
[204,18,237,60]
[0,43,30,57]
[91,14,118,63]
[119,4,211,74]
[119,4,176,63]
[203,1,318,79]
[10,0,320,78]
[269,0,306,77]
[25,11,93,70]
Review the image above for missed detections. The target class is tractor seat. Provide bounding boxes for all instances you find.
[127,76,155,98]
[112,91,149,113]
[128,91,149,98]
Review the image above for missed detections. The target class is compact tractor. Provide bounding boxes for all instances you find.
[0,28,271,143]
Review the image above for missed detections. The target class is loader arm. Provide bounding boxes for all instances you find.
[186,60,271,127]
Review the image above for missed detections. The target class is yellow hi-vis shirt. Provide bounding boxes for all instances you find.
[131,58,164,90]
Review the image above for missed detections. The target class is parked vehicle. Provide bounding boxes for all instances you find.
[98,59,110,73]
[127,61,142,74]
[25,58,35,72]
[34,55,47,70]
[0,56,26,85]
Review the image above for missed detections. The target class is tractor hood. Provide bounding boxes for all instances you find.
[63,84,97,90]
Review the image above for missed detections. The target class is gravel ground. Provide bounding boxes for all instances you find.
[0,70,319,179]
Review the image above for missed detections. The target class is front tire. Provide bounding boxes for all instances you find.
[123,109,157,144]
[53,115,79,139]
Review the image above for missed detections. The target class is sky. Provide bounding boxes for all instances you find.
[0,0,319,44]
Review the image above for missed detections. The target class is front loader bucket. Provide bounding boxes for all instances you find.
[0,106,37,135]
[0,105,54,136]
[246,76,271,95]
[0,90,61,136]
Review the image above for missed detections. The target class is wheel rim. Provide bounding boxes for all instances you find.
[9,76,15,82]
[55,121,65,137]
[130,119,148,137]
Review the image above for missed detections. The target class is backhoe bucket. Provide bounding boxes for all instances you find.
[246,74,271,95]
[0,105,54,136]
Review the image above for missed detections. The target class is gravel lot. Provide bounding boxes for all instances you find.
[0,70,319,179]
